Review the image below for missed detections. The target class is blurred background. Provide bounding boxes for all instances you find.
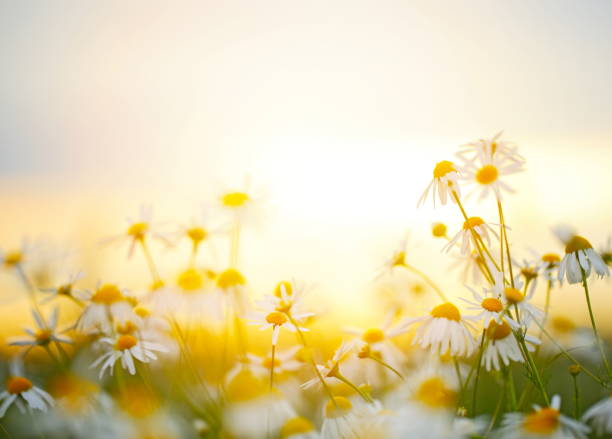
[1,0,612,335]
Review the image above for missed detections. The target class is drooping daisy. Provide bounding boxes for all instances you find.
[9,307,72,351]
[482,320,540,371]
[302,341,356,390]
[458,142,524,201]
[443,217,499,256]
[403,302,476,357]
[456,131,525,166]
[0,362,54,417]
[418,160,461,207]
[496,395,590,439]
[78,283,137,333]
[558,235,609,284]
[40,272,86,305]
[582,393,612,436]
[90,333,168,378]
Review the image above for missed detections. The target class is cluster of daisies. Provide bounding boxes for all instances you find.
[1,134,612,438]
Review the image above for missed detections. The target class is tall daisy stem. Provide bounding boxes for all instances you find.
[497,201,515,286]
[404,264,447,302]
[269,344,276,390]
[580,267,612,378]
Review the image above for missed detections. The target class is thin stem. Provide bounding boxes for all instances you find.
[368,355,405,380]
[269,344,276,390]
[580,267,612,378]
[453,358,464,392]
[572,374,581,418]
[497,201,515,286]
[471,331,486,414]
[539,280,552,341]
[335,373,373,403]
[404,263,447,302]
[139,239,161,284]
[514,329,550,405]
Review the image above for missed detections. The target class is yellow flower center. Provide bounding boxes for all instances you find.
[34,329,53,344]
[7,376,33,394]
[280,417,315,438]
[541,253,561,264]
[551,316,576,334]
[177,268,204,291]
[504,287,524,304]
[117,320,138,335]
[186,227,207,244]
[91,284,124,305]
[523,407,560,434]
[463,217,485,230]
[430,302,461,321]
[116,334,138,351]
[262,356,281,369]
[481,297,503,312]
[433,161,456,179]
[392,251,406,267]
[325,396,353,418]
[521,267,538,281]
[274,281,293,298]
[362,328,385,344]
[150,279,165,291]
[57,284,72,296]
[127,222,148,240]
[411,283,425,295]
[475,164,499,185]
[3,250,23,267]
[134,306,151,318]
[266,311,288,326]
[414,377,457,408]
[221,192,250,208]
[565,235,593,254]
[216,268,246,289]
[431,223,447,238]
[225,369,267,402]
[487,320,512,340]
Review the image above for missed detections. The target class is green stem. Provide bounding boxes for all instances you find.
[580,267,612,378]
[572,374,581,418]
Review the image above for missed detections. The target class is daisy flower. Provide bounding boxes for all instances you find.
[449,250,490,285]
[279,416,320,439]
[496,395,589,439]
[0,362,54,417]
[78,283,137,333]
[431,222,448,239]
[418,160,461,207]
[582,394,612,436]
[491,273,543,327]
[321,396,376,439]
[345,315,408,369]
[250,298,311,346]
[40,272,86,305]
[458,140,524,201]
[248,346,303,378]
[443,217,499,255]
[558,235,609,284]
[403,302,476,357]
[90,333,168,378]
[9,307,72,351]
[375,235,410,279]
[302,341,356,390]
[0,239,30,270]
[103,205,169,258]
[462,279,518,330]
[537,252,563,283]
[456,131,525,165]
[216,267,249,315]
[482,320,540,371]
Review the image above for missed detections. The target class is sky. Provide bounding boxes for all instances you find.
[1,0,612,331]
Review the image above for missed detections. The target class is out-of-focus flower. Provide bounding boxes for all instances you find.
[496,395,589,439]
[248,346,303,378]
[462,280,518,329]
[321,396,377,439]
[78,283,137,333]
[40,272,86,304]
[0,362,54,417]
[458,140,524,201]
[403,302,476,357]
[9,307,72,350]
[279,416,319,439]
[418,161,461,207]
[103,206,169,258]
[558,235,609,284]
[431,222,448,239]
[443,217,499,255]
[90,333,168,378]
[456,131,525,165]
[582,394,612,436]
